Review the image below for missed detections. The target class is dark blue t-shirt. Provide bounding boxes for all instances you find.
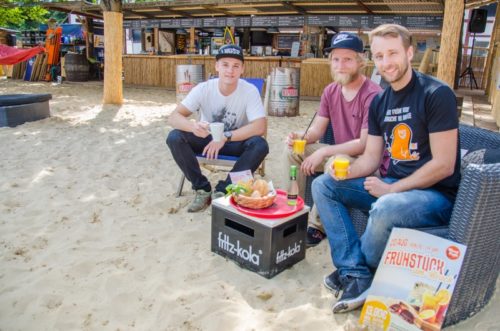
[368,70,461,200]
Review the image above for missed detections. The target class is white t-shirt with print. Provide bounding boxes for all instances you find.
[181,78,265,131]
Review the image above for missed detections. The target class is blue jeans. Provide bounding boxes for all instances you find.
[166,130,269,192]
[311,174,453,278]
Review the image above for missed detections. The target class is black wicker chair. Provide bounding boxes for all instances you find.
[305,123,500,326]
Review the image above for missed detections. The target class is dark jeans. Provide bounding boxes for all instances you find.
[166,129,269,193]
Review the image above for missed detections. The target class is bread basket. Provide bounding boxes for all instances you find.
[232,193,276,209]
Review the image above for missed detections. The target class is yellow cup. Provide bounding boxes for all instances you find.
[292,139,307,155]
[421,290,439,312]
[333,157,350,179]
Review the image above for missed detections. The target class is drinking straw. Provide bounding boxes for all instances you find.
[435,269,449,294]
[301,112,317,140]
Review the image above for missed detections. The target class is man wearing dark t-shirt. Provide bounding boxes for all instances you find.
[312,24,460,313]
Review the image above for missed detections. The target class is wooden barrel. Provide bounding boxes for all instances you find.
[268,67,300,117]
[64,53,89,82]
[175,64,205,103]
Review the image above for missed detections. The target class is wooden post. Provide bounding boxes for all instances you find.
[437,0,464,88]
[188,27,195,54]
[103,11,123,105]
[485,4,500,96]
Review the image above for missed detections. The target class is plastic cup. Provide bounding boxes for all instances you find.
[292,139,306,155]
[435,289,451,324]
[421,290,439,312]
[209,122,224,142]
[333,157,350,179]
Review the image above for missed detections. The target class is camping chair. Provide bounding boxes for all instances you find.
[176,77,267,197]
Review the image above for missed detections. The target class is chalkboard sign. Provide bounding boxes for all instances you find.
[307,15,338,26]
[373,16,404,26]
[277,34,300,49]
[278,16,305,27]
[127,15,443,31]
[203,17,227,27]
[226,16,251,27]
[404,16,443,29]
[252,16,279,27]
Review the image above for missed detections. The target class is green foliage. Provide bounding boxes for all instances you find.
[0,0,50,30]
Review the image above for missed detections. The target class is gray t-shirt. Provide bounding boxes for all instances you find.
[181,78,265,131]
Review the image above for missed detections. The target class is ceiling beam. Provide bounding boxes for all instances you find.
[201,5,231,16]
[123,9,157,19]
[282,1,307,15]
[158,6,194,18]
[356,0,374,14]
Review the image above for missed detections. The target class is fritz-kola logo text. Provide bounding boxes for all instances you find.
[218,232,262,265]
[276,242,301,264]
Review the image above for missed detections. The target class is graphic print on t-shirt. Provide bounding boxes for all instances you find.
[387,123,420,162]
[212,107,237,131]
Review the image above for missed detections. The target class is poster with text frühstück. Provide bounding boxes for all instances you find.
[359,228,467,331]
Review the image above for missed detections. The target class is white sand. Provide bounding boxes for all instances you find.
[0,79,498,330]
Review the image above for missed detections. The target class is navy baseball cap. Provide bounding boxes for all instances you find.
[216,44,244,62]
[325,32,364,53]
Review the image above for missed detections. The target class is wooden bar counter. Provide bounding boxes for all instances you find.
[122,55,421,98]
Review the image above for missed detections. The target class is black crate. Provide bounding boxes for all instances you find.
[211,198,308,279]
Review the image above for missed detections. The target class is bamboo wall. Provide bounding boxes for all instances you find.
[123,55,422,97]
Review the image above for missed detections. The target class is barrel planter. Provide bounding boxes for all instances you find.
[268,67,300,117]
[64,53,89,82]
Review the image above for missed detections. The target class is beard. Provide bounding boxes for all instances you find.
[332,71,359,85]
[380,60,410,84]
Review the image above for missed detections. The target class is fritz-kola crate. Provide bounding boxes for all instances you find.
[211,197,309,279]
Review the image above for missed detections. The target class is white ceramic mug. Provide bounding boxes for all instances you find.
[209,122,225,142]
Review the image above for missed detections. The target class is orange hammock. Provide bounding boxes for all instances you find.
[0,45,45,65]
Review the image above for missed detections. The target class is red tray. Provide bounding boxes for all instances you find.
[229,189,304,219]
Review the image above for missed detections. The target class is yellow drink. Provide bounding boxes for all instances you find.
[292,139,306,155]
[333,157,350,179]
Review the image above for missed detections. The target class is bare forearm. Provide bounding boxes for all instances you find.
[168,112,195,132]
[231,118,267,141]
[317,139,365,159]
[389,159,454,193]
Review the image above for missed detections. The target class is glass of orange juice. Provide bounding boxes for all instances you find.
[435,289,451,324]
[292,139,306,155]
[333,157,350,179]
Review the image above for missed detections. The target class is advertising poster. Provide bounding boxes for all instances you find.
[359,228,466,331]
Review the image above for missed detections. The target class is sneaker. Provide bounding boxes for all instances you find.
[211,191,225,200]
[332,275,373,314]
[323,270,343,295]
[306,227,326,247]
[187,189,211,213]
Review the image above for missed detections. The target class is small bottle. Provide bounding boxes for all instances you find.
[287,165,299,206]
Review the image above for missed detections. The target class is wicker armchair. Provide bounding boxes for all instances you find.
[305,123,500,326]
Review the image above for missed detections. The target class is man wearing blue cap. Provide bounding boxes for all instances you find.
[283,32,382,245]
[167,44,268,212]
[313,24,459,314]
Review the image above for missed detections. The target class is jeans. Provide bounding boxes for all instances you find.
[311,174,453,278]
[166,130,269,192]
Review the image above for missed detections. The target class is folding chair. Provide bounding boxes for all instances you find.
[176,77,267,197]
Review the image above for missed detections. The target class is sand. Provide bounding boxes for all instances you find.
[0,79,498,331]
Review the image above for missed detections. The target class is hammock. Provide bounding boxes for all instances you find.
[0,45,45,65]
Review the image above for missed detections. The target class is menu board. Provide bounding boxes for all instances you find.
[373,16,404,26]
[278,16,305,27]
[125,14,442,31]
[180,18,203,28]
[337,15,361,28]
[203,17,227,27]
[277,34,300,49]
[307,15,338,26]
[404,16,443,29]
[252,16,279,27]
[226,16,251,27]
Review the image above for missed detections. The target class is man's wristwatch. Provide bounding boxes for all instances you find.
[224,131,232,142]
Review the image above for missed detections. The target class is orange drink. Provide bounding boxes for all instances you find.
[435,289,451,324]
[333,157,350,179]
[421,290,439,312]
[292,139,306,155]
